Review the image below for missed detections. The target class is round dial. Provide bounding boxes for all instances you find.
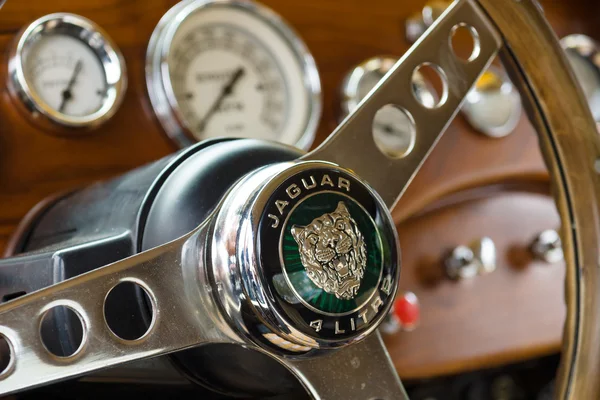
[8,13,126,130]
[169,24,287,138]
[147,0,321,149]
[25,35,106,117]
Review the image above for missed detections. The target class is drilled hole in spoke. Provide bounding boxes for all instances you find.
[104,281,154,341]
[40,306,85,358]
[0,334,13,376]
[412,63,448,108]
[372,105,416,159]
[450,23,480,62]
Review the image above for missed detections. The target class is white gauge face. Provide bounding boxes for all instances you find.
[169,24,288,139]
[9,13,127,130]
[24,34,107,117]
[148,1,321,149]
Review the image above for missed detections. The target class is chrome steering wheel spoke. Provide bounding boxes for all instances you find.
[306,0,502,208]
[0,220,240,396]
[278,332,408,399]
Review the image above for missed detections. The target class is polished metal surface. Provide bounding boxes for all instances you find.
[405,12,426,44]
[445,237,496,279]
[211,160,399,351]
[7,13,127,129]
[560,34,600,122]
[530,229,563,264]
[306,0,502,208]
[462,66,522,138]
[405,1,452,44]
[145,0,321,150]
[0,219,243,395]
[279,333,408,399]
[471,236,496,273]
[339,56,435,119]
[445,245,478,280]
[404,1,522,139]
[339,56,435,157]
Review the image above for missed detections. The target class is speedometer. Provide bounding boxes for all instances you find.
[146,0,321,149]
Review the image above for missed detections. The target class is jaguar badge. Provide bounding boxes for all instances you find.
[290,201,367,300]
[257,164,400,341]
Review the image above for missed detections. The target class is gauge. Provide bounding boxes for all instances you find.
[340,56,434,158]
[405,1,451,44]
[146,0,321,150]
[8,13,126,130]
[561,34,600,122]
[461,66,522,138]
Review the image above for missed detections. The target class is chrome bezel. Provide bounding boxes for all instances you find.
[560,34,600,122]
[145,0,322,150]
[210,160,399,351]
[7,13,127,130]
[461,64,522,138]
[339,56,398,121]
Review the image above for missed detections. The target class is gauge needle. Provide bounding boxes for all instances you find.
[58,59,83,113]
[197,67,245,133]
[374,122,400,135]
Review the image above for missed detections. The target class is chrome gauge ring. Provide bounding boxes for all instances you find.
[146,0,321,149]
[461,65,522,138]
[7,13,127,130]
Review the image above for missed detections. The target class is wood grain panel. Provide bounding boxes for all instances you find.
[388,192,564,379]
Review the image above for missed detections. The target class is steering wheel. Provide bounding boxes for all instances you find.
[0,0,597,398]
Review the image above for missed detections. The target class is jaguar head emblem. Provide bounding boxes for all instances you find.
[291,201,368,300]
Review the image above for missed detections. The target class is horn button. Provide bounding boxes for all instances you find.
[211,161,400,350]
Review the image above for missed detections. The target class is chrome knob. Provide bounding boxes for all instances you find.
[471,236,497,274]
[445,245,478,279]
[530,229,563,263]
[445,237,497,280]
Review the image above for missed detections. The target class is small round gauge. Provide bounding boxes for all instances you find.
[147,0,321,150]
[461,66,522,138]
[340,56,434,157]
[8,13,126,130]
[561,34,600,122]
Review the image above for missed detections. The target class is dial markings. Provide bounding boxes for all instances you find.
[169,24,288,140]
[147,1,320,148]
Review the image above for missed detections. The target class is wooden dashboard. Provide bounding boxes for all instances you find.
[0,0,597,381]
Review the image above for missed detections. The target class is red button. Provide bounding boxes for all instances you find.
[394,291,420,331]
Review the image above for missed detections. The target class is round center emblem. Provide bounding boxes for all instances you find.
[258,165,399,342]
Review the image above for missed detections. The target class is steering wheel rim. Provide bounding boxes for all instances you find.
[0,0,596,398]
[475,1,600,398]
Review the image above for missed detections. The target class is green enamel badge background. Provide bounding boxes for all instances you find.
[281,192,383,314]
